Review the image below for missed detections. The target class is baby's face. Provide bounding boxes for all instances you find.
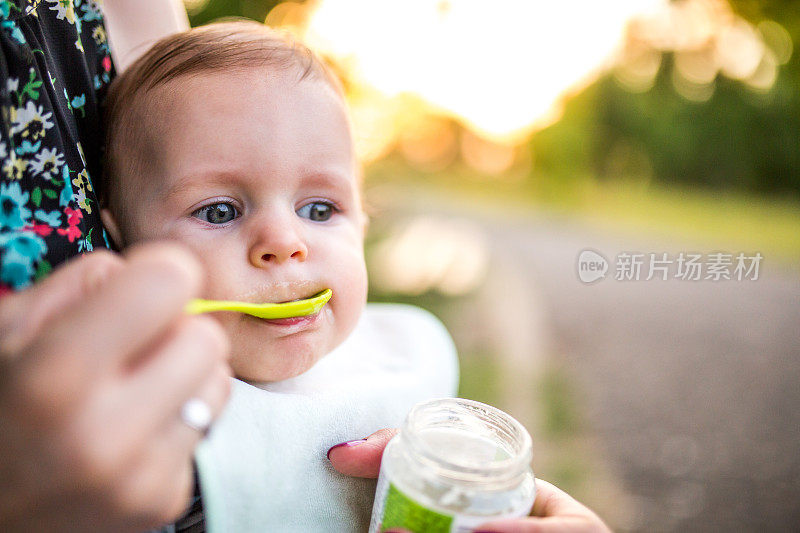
[103,69,367,382]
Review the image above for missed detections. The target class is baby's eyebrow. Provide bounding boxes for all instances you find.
[300,171,355,194]
[162,168,356,201]
[164,171,240,199]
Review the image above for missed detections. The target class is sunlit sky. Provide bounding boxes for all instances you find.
[299,0,664,143]
[255,0,790,164]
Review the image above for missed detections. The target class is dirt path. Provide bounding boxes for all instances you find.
[492,213,800,532]
[370,188,800,532]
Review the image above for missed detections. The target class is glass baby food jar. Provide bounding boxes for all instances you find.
[369,398,536,533]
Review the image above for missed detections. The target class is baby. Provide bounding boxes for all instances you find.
[100,20,457,533]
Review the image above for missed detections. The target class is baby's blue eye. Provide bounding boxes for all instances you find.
[193,203,238,224]
[297,202,335,222]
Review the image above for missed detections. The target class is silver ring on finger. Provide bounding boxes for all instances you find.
[180,398,213,435]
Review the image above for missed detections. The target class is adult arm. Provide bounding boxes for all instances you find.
[329,429,611,533]
[0,244,231,532]
[103,0,190,72]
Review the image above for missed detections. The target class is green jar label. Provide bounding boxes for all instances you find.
[379,482,454,533]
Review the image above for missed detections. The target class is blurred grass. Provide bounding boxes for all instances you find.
[455,350,502,405]
[539,364,582,439]
[366,157,800,267]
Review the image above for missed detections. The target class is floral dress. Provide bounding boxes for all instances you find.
[0,3,206,529]
[0,0,113,295]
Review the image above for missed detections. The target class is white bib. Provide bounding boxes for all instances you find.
[196,304,459,532]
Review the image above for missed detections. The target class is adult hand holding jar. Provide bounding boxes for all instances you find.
[329,429,611,533]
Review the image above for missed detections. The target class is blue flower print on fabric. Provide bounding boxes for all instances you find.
[80,1,102,22]
[0,231,46,288]
[0,181,31,230]
[0,1,28,44]
[58,163,73,207]
[15,140,41,155]
[34,208,60,227]
[70,93,86,117]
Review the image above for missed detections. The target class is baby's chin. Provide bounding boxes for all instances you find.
[227,304,365,382]
[228,328,344,383]
[230,347,322,383]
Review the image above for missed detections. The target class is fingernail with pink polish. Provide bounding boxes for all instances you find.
[326,438,368,459]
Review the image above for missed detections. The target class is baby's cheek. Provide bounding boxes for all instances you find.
[332,286,366,345]
[200,272,235,301]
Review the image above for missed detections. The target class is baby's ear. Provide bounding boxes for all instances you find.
[100,207,125,250]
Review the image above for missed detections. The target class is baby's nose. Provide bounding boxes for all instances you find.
[258,248,307,264]
[248,222,309,267]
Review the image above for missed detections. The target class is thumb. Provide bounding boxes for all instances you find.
[327,427,398,478]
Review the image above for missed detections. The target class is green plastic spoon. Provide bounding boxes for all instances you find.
[185,288,332,319]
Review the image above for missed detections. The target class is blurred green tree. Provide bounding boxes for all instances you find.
[189,0,800,197]
[188,0,284,26]
[533,0,800,197]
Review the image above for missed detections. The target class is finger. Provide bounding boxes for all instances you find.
[531,479,595,518]
[190,356,233,430]
[168,356,233,447]
[0,250,123,357]
[113,315,230,450]
[23,242,202,380]
[110,437,197,531]
[475,516,607,533]
[116,360,231,530]
[52,316,228,498]
[328,427,398,478]
[477,479,610,533]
